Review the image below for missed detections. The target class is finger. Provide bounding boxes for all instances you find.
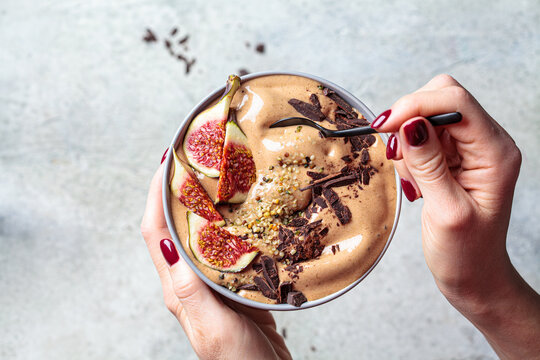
[140,166,182,320]
[387,127,446,162]
[398,117,466,207]
[413,74,462,93]
[392,159,421,202]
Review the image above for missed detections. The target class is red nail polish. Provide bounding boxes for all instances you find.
[403,120,428,146]
[386,134,397,159]
[400,178,417,202]
[371,109,391,129]
[161,148,169,164]
[160,239,179,266]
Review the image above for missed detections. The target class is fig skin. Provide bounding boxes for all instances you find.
[183,75,241,177]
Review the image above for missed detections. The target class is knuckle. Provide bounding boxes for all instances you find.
[410,151,448,184]
[447,85,470,104]
[395,93,422,114]
[430,201,475,233]
[433,74,459,87]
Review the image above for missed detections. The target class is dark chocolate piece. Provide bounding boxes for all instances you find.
[314,197,327,209]
[322,187,352,225]
[237,283,258,291]
[341,155,352,163]
[309,93,321,109]
[322,187,340,205]
[363,134,376,147]
[324,174,358,189]
[288,99,326,122]
[252,262,263,273]
[289,217,308,227]
[254,276,277,299]
[361,149,370,165]
[326,92,354,115]
[306,171,328,180]
[260,255,279,290]
[279,281,293,304]
[287,291,307,307]
[361,168,371,185]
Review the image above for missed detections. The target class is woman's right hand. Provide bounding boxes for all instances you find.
[371,74,540,359]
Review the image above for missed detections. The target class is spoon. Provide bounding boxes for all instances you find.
[269,112,462,137]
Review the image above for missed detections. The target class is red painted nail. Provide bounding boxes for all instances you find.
[400,178,417,202]
[371,109,391,129]
[160,239,179,266]
[161,148,169,164]
[386,134,397,160]
[403,119,428,146]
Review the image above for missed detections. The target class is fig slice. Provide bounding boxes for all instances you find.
[170,148,225,225]
[183,75,241,178]
[187,211,259,272]
[216,111,256,204]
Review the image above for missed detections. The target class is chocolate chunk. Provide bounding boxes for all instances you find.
[255,43,265,53]
[278,281,293,304]
[309,93,321,109]
[334,202,352,225]
[143,28,157,43]
[287,291,308,307]
[314,196,327,209]
[289,217,308,227]
[254,276,277,299]
[341,155,352,163]
[363,134,376,147]
[237,283,258,291]
[252,262,263,273]
[279,226,294,243]
[361,149,370,165]
[322,187,340,205]
[306,171,328,180]
[362,168,371,185]
[350,136,364,152]
[288,99,326,122]
[326,92,354,115]
[261,255,279,290]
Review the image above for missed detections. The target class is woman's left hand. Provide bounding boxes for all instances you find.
[141,164,291,360]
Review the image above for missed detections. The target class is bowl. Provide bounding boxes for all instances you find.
[162,71,402,310]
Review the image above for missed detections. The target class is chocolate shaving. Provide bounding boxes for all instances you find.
[288,99,326,122]
[237,284,258,291]
[322,188,352,225]
[287,291,307,307]
[314,196,327,209]
[324,174,358,189]
[300,173,343,191]
[261,255,279,290]
[278,281,293,304]
[254,276,277,299]
[326,92,354,115]
[306,171,328,180]
[361,168,371,185]
[309,93,321,109]
[289,217,308,227]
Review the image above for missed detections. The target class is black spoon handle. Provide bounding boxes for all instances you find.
[329,112,462,137]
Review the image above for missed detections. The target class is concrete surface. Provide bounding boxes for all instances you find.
[1,0,539,359]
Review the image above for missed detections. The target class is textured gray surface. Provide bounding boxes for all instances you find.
[1,1,538,359]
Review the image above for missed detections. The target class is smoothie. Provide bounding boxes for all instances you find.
[170,74,397,305]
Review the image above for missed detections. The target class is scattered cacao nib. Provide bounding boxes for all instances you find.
[185,58,196,74]
[237,283,258,291]
[288,99,326,122]
[287,291,308,307]
[331,245,337,255]
[361,149,370,165]
[282,328,287,339]
[322,187,352,225]
[255,43,265,53]
[143,29,157,43]
[254,276,277,299]
[170,27,178,36]
[252,262,263,273]
[261,255,279,290]
[309,93,321,109]
[314,197,327,209]
[306,171,328,180]
[178,35,189,45]
[278,281,293,304]
[341,155,352,163]
[289,217,308,227]
[238,68,249,76]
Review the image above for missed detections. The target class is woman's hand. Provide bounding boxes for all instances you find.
[372,74,540,359]
[141,165,291,360]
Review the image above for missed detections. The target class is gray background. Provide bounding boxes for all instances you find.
[1,0,538,359]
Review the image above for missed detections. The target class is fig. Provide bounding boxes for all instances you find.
[216,111,256,203]
[170,148,225,225]
[183,75,241,177]
[187,212,258,272]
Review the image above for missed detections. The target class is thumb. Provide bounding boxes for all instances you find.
[398,117,462,206]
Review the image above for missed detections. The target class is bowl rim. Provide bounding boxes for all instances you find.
[162,70,402,311]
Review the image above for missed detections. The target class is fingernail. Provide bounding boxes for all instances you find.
[386,134,397,160]
[161,148,169,164]
[400,178,417,202]
[160,239,180,266]
[403,120,428,146]
[371,109,391,129]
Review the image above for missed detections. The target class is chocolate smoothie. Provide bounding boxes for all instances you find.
[171,74,397,305]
